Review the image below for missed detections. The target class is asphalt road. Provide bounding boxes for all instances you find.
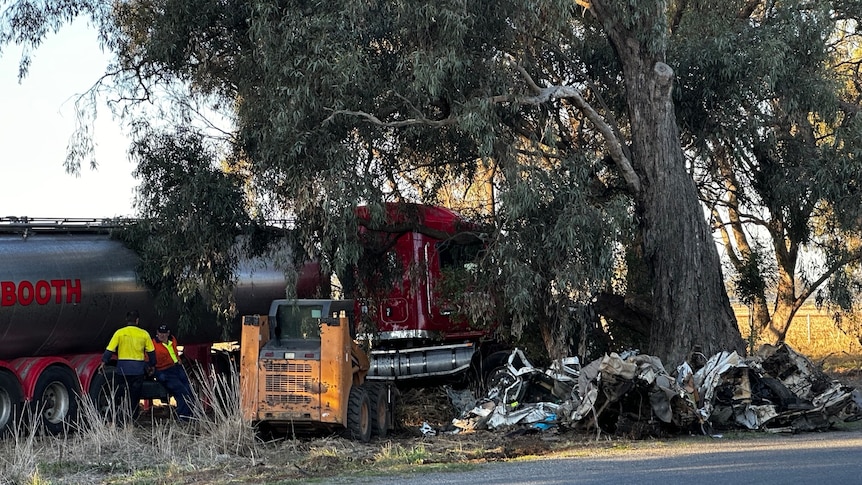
[336,429,862,485]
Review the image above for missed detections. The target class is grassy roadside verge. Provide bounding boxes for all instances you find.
[5,417,860,484]
[3,351,860,485]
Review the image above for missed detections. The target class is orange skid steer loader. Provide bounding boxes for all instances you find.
[239,299,393,441]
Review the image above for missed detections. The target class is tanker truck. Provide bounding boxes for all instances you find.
[0,204,495,436]
[0,217,323,435]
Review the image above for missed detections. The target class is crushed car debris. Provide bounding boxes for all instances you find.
[449,344,862,437]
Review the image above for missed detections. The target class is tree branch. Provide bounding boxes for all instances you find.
[325,64,640,194]
[798,248,862,306]
[358,219,487,246]
[839,100,862,114]
[493,69,640,194]
[737,0,762,19]
[322,108,457,128]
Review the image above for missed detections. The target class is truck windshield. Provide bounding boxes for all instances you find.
[274,304,323,340]
[437,239,483,269]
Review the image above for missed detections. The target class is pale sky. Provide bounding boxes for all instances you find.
[0,20,137,219]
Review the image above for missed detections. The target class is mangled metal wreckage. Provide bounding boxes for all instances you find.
[450,344,862,436]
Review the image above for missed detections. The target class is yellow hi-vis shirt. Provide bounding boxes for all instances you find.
[162,341,179,363]
[106,325,156,361]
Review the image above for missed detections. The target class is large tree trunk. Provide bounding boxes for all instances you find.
[591,1,745,366]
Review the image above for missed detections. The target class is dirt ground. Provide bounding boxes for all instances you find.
[18,353,860,485]
[234,358,862,484]
[382,354,862,459]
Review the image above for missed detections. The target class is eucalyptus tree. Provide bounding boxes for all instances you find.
[2,0,764,365]
[672,1,862,345]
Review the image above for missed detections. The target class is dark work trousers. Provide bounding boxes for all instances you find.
[113,373,144,424]
[154,364,194,421]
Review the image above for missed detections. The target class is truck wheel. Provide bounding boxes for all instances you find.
[33,367,79,435]
[485,365,526,405]
[366,383,393,438]
[0,371,23,436]
[480,351,511,389]
[88,370,118,424]
[343,386,371,442]
[482,351,526,404]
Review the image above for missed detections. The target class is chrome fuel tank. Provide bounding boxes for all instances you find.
[0,230,302,360]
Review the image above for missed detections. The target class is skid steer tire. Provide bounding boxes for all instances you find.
[343,386,371,442]
[365,383,393,438]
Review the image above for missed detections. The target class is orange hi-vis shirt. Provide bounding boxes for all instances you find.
[153,335,181,371]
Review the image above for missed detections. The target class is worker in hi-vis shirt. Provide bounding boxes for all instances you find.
[100,310,156,424]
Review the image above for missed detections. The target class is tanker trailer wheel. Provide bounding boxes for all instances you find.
[88,369,118,424]
[343,386,371,442]
[33,366,79,435]
[365,382,394,438]
[0,371,23,436]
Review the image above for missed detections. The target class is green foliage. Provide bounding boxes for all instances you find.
[0,0,675,353]
[673,0,862,339]
[731,245,776,307]
[108,0,627,350]
[472,148,632,359]
[8,0,861,353]
[0,1,112,76]
[120,127,254,336]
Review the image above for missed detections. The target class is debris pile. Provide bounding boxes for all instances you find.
[396,386,460,436]
[698,344,862,432]
[448,344,862,437]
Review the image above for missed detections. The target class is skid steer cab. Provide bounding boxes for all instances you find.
[239,299,393,442]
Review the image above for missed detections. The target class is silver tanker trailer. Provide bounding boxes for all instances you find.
[0,217,319,434]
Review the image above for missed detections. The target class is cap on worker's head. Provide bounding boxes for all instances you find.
[157,324,170,334]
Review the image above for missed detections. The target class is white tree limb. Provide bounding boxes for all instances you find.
[507,83,640,195]
[325,66,641,195]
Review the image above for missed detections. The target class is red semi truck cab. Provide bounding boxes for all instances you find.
[354,204,492,380]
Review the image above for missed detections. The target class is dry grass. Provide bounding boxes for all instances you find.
[0,368,267,485]
[3,377,861,485]
[0,367,430,485]
[734,304,862,388]
[396,386,458,433]
[0,375,486,484]
[0,408,42,484]
[185,365,258,459]
[735,305,862,358]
